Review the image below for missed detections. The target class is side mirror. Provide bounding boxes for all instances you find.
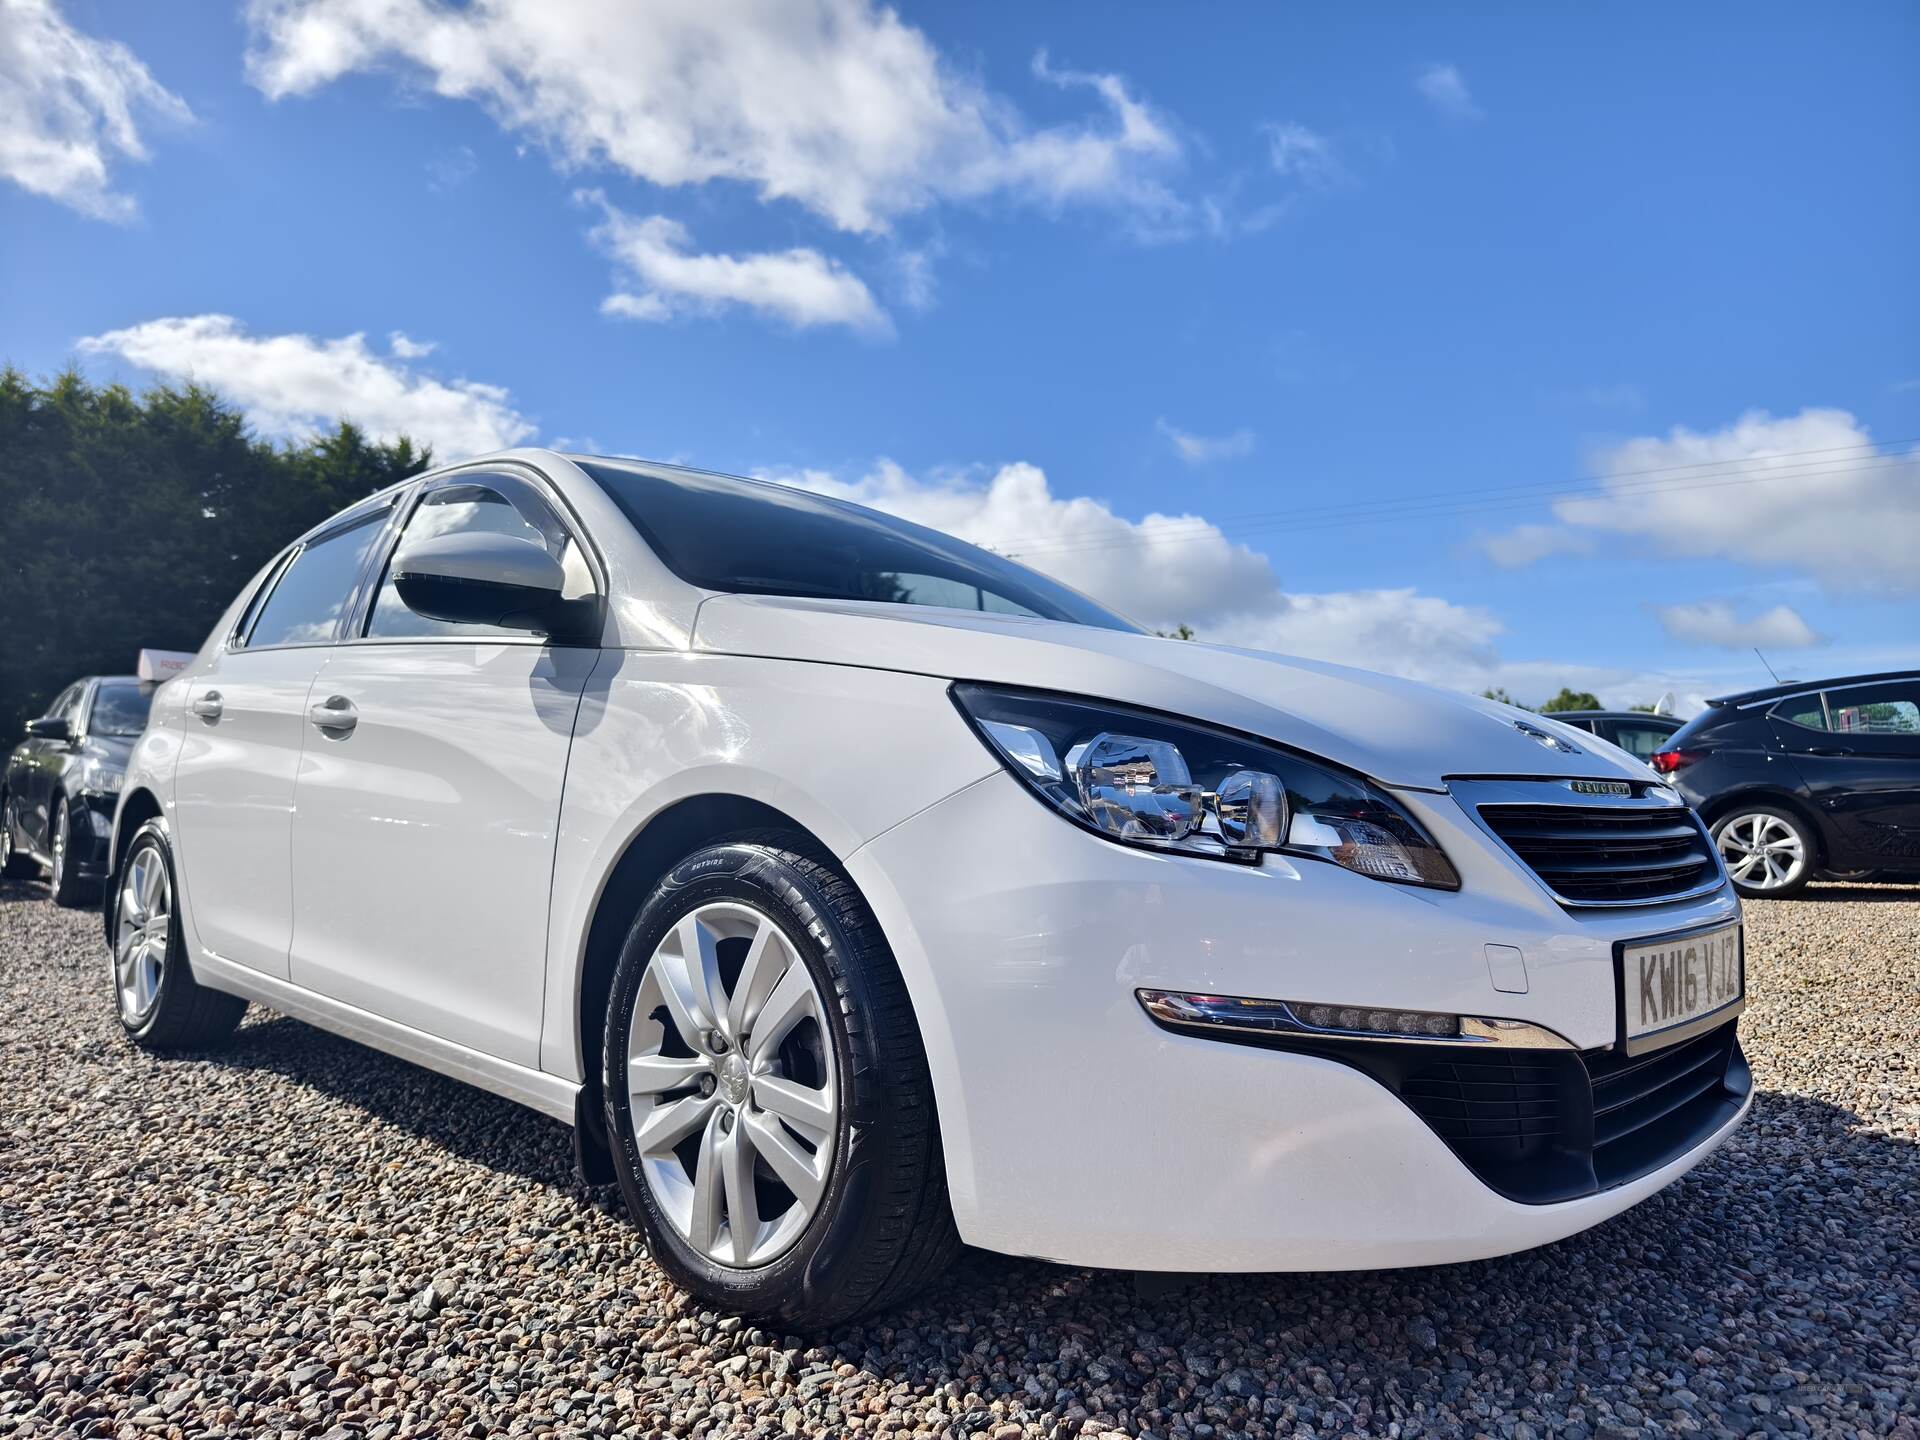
[391,531,597,639]
[26,717,73,743]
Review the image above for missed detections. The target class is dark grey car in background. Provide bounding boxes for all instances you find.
[2,676,155,905]
[1552,709,1683,764]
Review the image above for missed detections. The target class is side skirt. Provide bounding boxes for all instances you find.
[190,947,581,1125]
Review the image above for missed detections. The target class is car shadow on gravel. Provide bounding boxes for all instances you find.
[197,1005,1914,1403]
[815,1091,1914,1429]
[200,1012,587,1190]
[1789,881,1920,902]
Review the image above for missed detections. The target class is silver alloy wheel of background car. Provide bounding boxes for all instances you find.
[1714,811,1808,892]
[115,842,172,1023]
[626,902,838,1269]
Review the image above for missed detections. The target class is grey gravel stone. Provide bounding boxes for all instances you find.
[2,876,1915,1438]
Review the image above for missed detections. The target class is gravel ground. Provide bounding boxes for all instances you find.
[2,878,1915,1440]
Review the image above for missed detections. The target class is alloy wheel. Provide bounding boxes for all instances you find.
[115,843,172,1023]
[1715,812,1807,892]
[626,902,837,1269]
[0,811,12,871]
[51,804,67,889]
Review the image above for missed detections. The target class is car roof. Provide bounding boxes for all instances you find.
[1707,669,1920,707]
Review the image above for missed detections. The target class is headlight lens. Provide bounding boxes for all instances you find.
[954,684,1459,887]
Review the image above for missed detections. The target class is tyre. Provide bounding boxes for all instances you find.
[48,797,93,906]
[602,836,959,1328]
[0,793,35,879]
[1711,804,1816,898]
[111,816,247,1049]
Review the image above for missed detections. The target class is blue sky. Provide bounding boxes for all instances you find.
[4,0,1916,710]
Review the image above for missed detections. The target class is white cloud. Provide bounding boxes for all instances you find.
[1263,122,1346,188]
[243,0,1185,235]
[772,458,1515,689]
[1656,601,1824,651]
[1477,523,1592,569]
[1157,419,1256,465]
[0,0,191,219]
[583,193,889,334]
[1554,408,1920,594]
[1416,63,1481,120]
[78,315,534,458]
[766,455,1850,711]
[388,330,437,359]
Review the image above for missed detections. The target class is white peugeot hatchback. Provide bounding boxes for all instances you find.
[108,450,1750,1325]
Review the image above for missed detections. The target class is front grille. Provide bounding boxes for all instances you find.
[1479,802,1719,905]
[1396,1050,1594,1203]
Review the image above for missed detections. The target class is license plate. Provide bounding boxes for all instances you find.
[1622,923,1743,1054]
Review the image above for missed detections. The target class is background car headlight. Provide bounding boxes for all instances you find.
[952,684,1459,887]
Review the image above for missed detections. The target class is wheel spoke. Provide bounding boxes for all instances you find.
[633,1092,716,1156]
[688,1111,725,1256]
[726,918,784,1038]
[650,948,713,1054]
[752,1074,834,1137]
[628,1054,711,1097]
[675,914,729,1035]
[121,871,146,928]
[719,1121,760,1265]
[747,963,816,1066]
[139,851,163,912]
[114,925,141,987]
[742,1111,825,1211]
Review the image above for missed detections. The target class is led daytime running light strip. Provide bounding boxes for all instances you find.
[1137,989,1575,1050]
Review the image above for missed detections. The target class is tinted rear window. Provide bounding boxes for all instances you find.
[581,462,1137,633]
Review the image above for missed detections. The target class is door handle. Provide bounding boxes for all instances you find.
[309,696,358,733]
[1806,747,1854,757]
[190,691,223,721]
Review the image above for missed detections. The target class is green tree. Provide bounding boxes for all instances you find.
[1539,687,1604,713]
[1480,687,1527,709]
[0,369,430,735]
[1155,624,1195,640]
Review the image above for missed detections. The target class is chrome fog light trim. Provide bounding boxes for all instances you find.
[1137,989,1575,1050]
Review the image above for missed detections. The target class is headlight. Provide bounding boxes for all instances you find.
[82,765,124,795]
[952,684,1459,887]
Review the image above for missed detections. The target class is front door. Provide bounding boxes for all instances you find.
[171,505,392,977]
[287,471,600,1066]
[1772,681,1920,869]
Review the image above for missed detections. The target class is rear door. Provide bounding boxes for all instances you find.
[172,502,394,977]
[1771,682,1920,868]
[286,469,600,1066]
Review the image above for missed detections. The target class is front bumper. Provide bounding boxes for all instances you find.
[847,771,1748,1271]
[70,792,117,880]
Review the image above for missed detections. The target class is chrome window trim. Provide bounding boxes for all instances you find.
[1735,675,1920,709]
[1449,776,1729,910]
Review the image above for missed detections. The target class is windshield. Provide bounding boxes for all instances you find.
[90,682,153,736]
[581,461,1139,633]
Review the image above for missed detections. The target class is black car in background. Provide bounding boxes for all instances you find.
[1551,709,1683,764]
[1653,670,1920,897]
[1,676,155,905]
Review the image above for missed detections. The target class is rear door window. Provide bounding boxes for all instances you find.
[243,511,389,649]
[1609,720,1677,761]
